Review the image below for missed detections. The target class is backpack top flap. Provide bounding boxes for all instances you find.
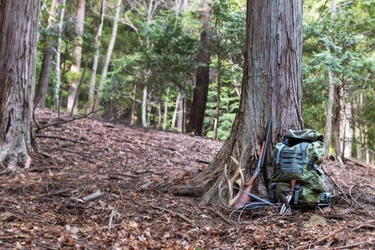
[283,129,324,144]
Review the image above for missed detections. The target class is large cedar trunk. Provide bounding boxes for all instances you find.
[172,0,303,206]
[186,0,212,136]
[0,0,39,172]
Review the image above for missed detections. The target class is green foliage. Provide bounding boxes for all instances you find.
[34,0,375,158]
[302,0,375,160]
[202,0,245,140]
[303,1,375,131]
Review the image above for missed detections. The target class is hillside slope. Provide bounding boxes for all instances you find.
[0,108,374,249]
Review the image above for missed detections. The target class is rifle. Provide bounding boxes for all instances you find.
[233,117,272,208]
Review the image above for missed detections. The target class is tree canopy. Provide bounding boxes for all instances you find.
[29,0,375,164]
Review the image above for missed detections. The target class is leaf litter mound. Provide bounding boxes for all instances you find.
[0,108,374,249]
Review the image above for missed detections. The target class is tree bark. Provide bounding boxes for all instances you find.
[35,0,59,108]
[94,0,122,113]
[324,71,335,157]
[163,88,169,131]
[340,96,352,158]
[35,47,54,108]
[0,0,40,172]
[142,86,148,127]
[130,84,137,125]
[172,0,303,206]
[172,93,181,130]
[333,85,344,166]
[324,0,337,157]
[87,0,105,114]
[186,0,212,136]
[67,0,86,113]
[55,0,66,110]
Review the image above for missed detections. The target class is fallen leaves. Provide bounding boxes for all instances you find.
[0,108,373,249]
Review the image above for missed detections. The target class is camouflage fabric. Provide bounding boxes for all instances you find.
[269,129,325,205]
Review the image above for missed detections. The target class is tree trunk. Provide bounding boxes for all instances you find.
[35,0,59,108]
[35,47,54,108]
[0,0,40,173]
[87,0,105,114]
[172,0,303,206]
[340,98,352,158]
[324,71,335,157]
[333,85,344,166]
[94,0,122,112]
[177,96,184,132]
[186,0,212,136]
[130,84,137,125]
[324,0,337,158]
[213,52,222,141]
[163,88,169,131]
[172,93,181,130]
[55,0,66,110]
[67,0,85,113]
[142,86,148,127]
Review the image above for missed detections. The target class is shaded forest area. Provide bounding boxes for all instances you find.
[0,109,374,249]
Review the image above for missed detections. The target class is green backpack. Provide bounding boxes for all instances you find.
[269,129,328,205]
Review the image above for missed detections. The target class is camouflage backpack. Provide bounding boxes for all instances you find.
[269,129,330,205]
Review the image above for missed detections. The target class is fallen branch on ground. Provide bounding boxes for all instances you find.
[131,199,199,229]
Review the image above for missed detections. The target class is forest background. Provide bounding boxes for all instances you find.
[35,0,375,164]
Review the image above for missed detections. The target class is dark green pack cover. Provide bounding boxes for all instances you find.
[269,129,325,205]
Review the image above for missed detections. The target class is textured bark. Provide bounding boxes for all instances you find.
[55,0,66,109]
[324,0,337,157]
[333,86,343,166]
[186,0,212,136]
[142,86,147,127]
[340,98,352,158]
[0,0,40,172]
[35,47,54,108]
[87,0,105,114]
[67,0,86,113]
[130,84,137,125]
[34,0,59,108]
[172,0,303,206]
[94,0,122,112]
[324,71,335,157]
[177,96,184,132]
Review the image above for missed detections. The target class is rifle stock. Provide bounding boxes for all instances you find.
[233,117,272,208]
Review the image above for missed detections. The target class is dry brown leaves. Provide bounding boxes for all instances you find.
[0,108,374,249]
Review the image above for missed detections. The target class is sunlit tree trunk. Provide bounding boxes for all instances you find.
[87,0,105,114]
[142,86,148,127]
[324,71,335,157]
[340,97,352,158]
[0,0,40,173]
[55,0,66,110]
[186,0,212,136]
[172,0,303,205]
[324,0,336,158]
[163,88,169,131]
[130,84,137,125]
[171,93,181,130]
[177,96,184,132]
[94,0,122,112]
[67,0,85,113]
[354,93,363,161]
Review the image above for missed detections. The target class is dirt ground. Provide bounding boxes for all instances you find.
[0,108,374,249]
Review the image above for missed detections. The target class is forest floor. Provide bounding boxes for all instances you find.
[0,108,374,250]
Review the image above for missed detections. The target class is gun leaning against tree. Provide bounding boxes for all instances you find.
[233,117,272,208]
